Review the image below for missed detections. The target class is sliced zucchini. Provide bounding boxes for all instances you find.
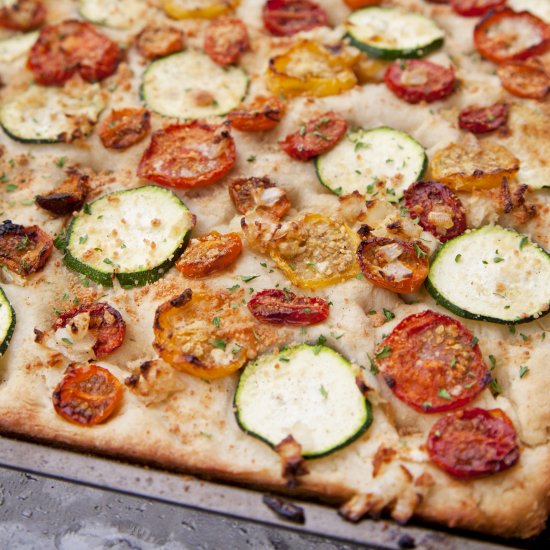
[79,0,148,29]
[426,226,550,324]
[0,31,38,63]
[141,50,248,120]
[345,7,445,60]
[315,127,427,199]
[235,344,372,458]
[0,82,105,144]
[63,186,194,287]
[0,287,15,357]
[509,0,550,23]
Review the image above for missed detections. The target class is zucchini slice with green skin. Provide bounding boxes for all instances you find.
[315,127,427,199]
[234,344,372,459]
[79,0,148,29]
[141,51,248,120]
[0,31,38,63]
[345,7,445,60]
[426,226,550,324]
[63,186,195,288]
[0,83,105,144]
[0,287,15,357]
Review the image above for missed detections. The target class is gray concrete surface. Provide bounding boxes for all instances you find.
[0,468,370,550]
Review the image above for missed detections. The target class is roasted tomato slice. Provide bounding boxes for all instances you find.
[227,96,286,132]
[53,364,123,426]
[357,236,429,294]
[376,311,491,413]
[138,122,236,189]
[267,40,357,98]
[0,220,53,276]
[279,111,347,161]
[384,60,455,104]
[344,0,382,8]
[98,108,151,150]
[474,9,550,64]
[263,0,328,37]
[175,231,242,278]
[135,25,185,60]
[497,60,550,99]
[163,0,239,19]
[204,17,249,66]
[428,408,519,478]
[28,20,121,86]
[450,0,505,17]
[228,176,291,220]
[35,169,89,215]
[458,103,508,134]
[0,0,46,31]
[153,288,281,379]
[404,181,466,243]
[54,302,126,358]
[269,213,359,289]
[430,141,519,191]
[248,289,329,325]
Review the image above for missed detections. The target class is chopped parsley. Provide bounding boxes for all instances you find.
[55,157,67,168]
[519,236,528,250]
[490,377,502,396]
[240,275,259,283]
[211,339,227,350]
[375,346,392,360]
[437,388,452,400]
[319,384,329,399]
[414,243,427,258]
[211,316,220,329]
[471,336,479,348]
[455,254,462,263]
[246,155,256,163]
[488,354,497,371]
[61,337,73,345]
[519,365,529,379]
[382,308,395,321]
[227,284,240,292]
[368,354,379,375]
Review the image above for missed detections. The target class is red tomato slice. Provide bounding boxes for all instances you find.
[404,180,467,243]
[356,236,429,294]
[53,364,123,426]
[427,408,519,479]
[375,311,491,413]
[0,0,46,31]
[54,302,126,358]
[384,60,455,104]
[263,0,328,37]
[138,122,236,188]
[458,103,508,133]
[227,96,286,132]
[279,111,347,161]
[497,61,550,99]
[248,289,329,325]
[28,20,121,86]
[204,17,249,66]
[450,0,505,17]
[474,9,550,64]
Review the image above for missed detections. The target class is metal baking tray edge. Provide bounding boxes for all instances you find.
[0,435,522,550]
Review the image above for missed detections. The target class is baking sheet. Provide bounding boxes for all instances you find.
[0,436,528,550]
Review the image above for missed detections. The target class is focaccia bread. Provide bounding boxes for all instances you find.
[1,0,550,540]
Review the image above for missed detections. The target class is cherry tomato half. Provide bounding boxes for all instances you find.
[0,0,46,31]
[376,310,491,413]
[427,408,519,478]
[279,111,347,161]
[204,17,249,66]
[54,302,126,358]
[384,60,455,104]
[53,364,123,426]
[98,108,151,150]
[175,231,242,278]
[28,20,121,86]
[404,180,467,243]
[474,9,550,64]
[135,25,185,60]
[228,176,291,219]
[263,0,328,37]
[344,0,381,8]
[248,289,329,325]
[450,0,505,17]
[227,96,286,132]
[356,236,429,294]
[497,60,550,99]
[138,122,236,188]
[458,103,508,134]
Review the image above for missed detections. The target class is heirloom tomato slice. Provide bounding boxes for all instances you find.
[135,25,185,60]
[428,408,519,478]
[163,0,239,19]
[376,310,491,413]
[0,0,46,31]
[450,0,505,17]
[228,176,291,220]
[227,96,286,132]
[458,103,508,134]
[497,61,550,99]
[53,364,123,426]
[98,108,151,150]
[138,122,236,188]
[262,0,328,37]
[204,17,249,66]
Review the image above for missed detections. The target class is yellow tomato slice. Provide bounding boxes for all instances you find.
[269,213,360,289]
[163,0,239,19]
[430,141,520,192]
[267,41,358,98]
